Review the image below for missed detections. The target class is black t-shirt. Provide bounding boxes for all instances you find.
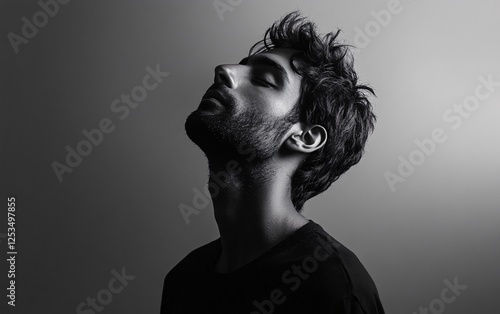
[161,220,385,313]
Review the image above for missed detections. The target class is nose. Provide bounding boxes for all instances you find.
[214,64,237,88]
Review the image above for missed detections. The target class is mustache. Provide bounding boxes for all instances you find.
[206,83,229,95]
[203,83,234,108]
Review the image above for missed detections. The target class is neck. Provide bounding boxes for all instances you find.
[208,158,308,273]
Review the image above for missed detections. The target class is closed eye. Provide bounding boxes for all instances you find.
[254,78,276,88]
[252,70,276,88]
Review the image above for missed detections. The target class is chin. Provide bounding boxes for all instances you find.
[185,110,211,145]
[185,110,229,156]
[186,112,256,165]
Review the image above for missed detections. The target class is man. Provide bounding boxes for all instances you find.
[161,11,385,313]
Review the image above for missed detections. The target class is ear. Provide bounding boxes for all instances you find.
[285,123,327,153]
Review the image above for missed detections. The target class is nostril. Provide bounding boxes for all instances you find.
[217,72,229,85]
[214,65,234,88]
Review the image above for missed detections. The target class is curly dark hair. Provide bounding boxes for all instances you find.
[248,11,376,211]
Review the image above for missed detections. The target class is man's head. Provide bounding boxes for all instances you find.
[186,11,376,211]
[185,48,304,168]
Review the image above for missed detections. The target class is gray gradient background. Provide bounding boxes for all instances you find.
[1,0,499,313]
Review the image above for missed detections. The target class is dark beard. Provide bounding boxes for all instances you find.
[185,105,296,165]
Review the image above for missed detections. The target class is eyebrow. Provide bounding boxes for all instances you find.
[239,54,290,84]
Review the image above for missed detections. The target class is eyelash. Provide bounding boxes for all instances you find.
[254,77,274,88]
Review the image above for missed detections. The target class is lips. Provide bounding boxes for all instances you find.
[198,89,228,113]
[201,89,226,107]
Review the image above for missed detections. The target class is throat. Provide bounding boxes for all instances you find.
[206,157,308,273]
[212,186,309,273]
